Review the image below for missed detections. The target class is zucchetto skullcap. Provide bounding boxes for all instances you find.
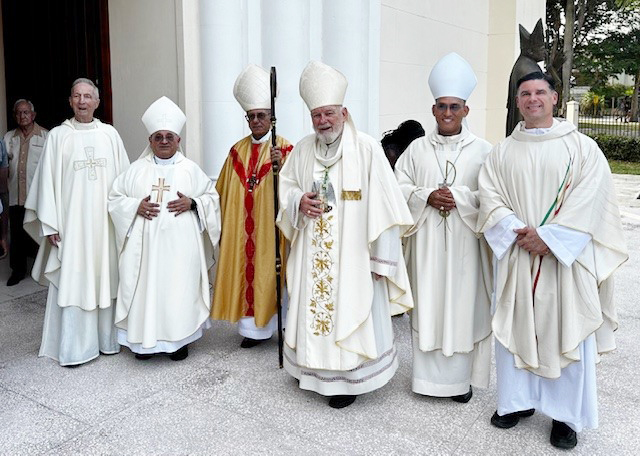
[141,96,186,136]
[299,61,348,111]
[428,52,477,101]
[233,64,271,112]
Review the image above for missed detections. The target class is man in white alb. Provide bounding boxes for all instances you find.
[109,96,221,361]
[477,72,628,449]
[395,52,492,403]
[24,78,129,367]
[277,61,414,409]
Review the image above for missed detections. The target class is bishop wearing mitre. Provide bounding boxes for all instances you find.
[109,96,221,361]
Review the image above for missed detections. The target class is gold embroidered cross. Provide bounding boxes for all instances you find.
[152,177,171,203]
[73,147,106,181]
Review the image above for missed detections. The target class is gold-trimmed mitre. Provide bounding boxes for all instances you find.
[233,64,271,112]
[299,60,348,111]
[141,96,186,136]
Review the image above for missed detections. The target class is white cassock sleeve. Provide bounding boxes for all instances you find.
[286,189,309,231]
[485,215,591,267]
[370,226,399,277]
[536,224,591,267]
[484,214,525,259]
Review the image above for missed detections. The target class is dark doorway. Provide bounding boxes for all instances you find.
[2,0,111,131]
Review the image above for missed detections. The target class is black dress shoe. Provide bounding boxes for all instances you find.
[240,337,266,348]
[169,345,189,361]
[7,273,25,286]
[490,408,535,429]
[328,395,357,409]
[550,420,577,449]
[135,353,153,360]
[451,386,473,403]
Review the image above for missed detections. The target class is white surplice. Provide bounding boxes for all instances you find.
[478,120,628,430]
[277,117,414,396]
[24,118,130,366]
[395,126,492,396]
[108,151,221,354]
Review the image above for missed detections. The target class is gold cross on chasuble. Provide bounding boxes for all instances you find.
[152,177,171,203]
[73,147,107,181]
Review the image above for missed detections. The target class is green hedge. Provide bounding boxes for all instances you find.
[588,134,640,162]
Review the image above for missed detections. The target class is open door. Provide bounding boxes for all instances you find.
[2,0,111,130]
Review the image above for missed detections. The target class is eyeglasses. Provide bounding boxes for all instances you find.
[15,110,33,117]
[245,112,270,121]
[151,133,177,143]
[435,103,464,113]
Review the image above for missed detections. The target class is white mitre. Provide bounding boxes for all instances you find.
[299,61,348,111]
[428,52,477,101]
[234,64,271,112]
[141,96,186,135]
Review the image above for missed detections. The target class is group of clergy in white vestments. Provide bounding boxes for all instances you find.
[20,53,627,450]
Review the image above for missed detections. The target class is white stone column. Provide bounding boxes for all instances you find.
[199,0,381,176]
[260,0,311,142]
[321,0,380,135]
[176,0,203,166]
[200,0,248,177]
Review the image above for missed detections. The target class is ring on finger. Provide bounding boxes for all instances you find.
[146,210,150,216]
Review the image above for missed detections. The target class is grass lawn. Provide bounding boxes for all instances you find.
[609,160,640,175]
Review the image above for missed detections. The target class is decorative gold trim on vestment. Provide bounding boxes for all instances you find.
[310,214,335,336]
[341,190,361,200]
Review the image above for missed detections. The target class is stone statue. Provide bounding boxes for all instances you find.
[506,19,546,136]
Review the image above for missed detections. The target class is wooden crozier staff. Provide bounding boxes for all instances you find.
[270,66,284,368]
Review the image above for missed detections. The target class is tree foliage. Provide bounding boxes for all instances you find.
[544,0,635,114]
[574,7,640,120]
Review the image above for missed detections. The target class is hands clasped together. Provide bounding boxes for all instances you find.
[137,191,193,220]
[514,227,550,256]
[427,187,456,211]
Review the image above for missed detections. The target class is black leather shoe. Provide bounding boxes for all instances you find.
[328,395,357,409]
[451,386,473,403]
[550,420,577,449]
[135,353,153,360]
[490,408,535,429]
[240,337,266,348]
[169,345,189,361]
[7,273,25,286]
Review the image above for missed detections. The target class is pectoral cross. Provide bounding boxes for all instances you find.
[247,173,259,192]
[152,177,171,203]
[73,147,106,181]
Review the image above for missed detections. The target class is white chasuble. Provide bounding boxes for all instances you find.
[25,119,129,309]
[109,151,221,351]
[477,120,628,379]
[24,118,130,365]
[277,118,413,394]
[395,127,493,396]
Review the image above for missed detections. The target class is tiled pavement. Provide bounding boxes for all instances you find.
[1,175,639,455]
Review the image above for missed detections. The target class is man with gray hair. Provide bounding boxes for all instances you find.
[3,99,48,285]
[24,78,129,367]
[277,61,414,408]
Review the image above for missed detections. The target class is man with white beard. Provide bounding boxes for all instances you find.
[277,61,414,409]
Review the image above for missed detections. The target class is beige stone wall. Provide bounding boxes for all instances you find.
[108,0,182,161]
